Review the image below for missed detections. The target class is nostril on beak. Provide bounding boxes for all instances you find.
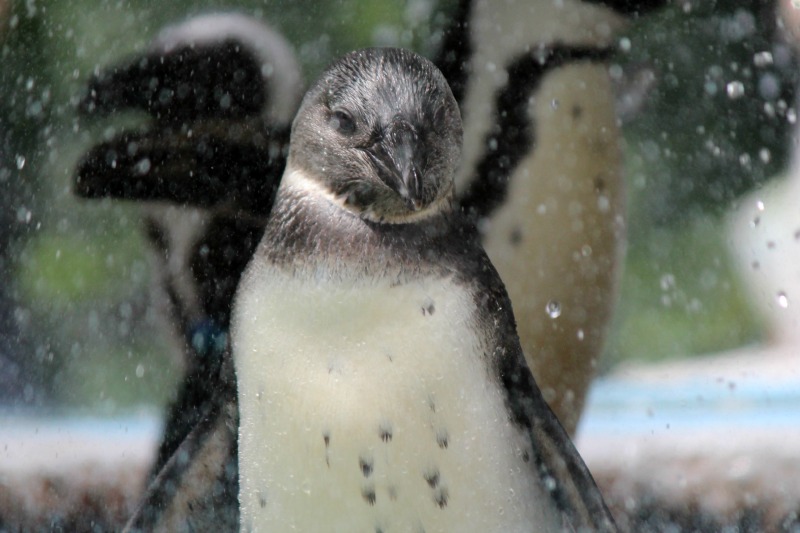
[403,164,424,211]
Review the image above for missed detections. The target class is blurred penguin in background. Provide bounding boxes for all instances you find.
[77,12,303,474]
[727,0,800,358]
[436,0,665,433]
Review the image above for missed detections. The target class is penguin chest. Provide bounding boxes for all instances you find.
[232,273,559,532]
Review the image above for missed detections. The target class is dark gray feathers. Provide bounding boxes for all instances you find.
[287,48,462,221]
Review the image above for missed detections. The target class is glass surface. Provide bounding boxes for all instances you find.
[1,0,797,530]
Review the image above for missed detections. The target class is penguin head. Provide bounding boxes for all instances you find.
[288,47,463,223]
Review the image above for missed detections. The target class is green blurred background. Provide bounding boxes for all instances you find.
[0,0,795,412]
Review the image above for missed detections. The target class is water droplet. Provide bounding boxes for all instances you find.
[576,329,585,341]
[660,273,676,291]
[759,148,771,164]
[135,364,145,378]
[550,99,560,110]
[726,81,745,99]
[545,300,562,319]
[777,292,789,308]
[15,155,25,169]
[619,37,631,52]
[16,207,31,223]
[753,51,773,67]
[788,108,797,124]
[134,158,151,175]
[581,244,592,257]
[756,200,765,211]
[739,153,751,167]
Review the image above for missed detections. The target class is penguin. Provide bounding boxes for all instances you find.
[231,47,616,532]
[436,0,667,434]
[76,12,302,475]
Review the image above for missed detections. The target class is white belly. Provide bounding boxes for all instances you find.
[232,269,560,532]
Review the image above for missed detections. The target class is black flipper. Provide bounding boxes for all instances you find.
[124,359,239,533]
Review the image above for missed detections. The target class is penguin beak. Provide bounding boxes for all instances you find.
[366,120,425,211]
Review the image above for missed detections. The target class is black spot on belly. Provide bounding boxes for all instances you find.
[258,491,267,508]
[436,428,449,449]
[379,422,393,442]
[509,226,523,247]
[572,105,583,119]
[433,486,449,509]
[422,302,436,315]
[388,485,398,501]
[323,431,331,448]
[359,454,374,478]
[423,468,440,488]
[594,176,606,193]
[522,450,530,463]
[362,485,377,505]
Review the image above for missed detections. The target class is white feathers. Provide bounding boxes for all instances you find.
[233,269,559,532]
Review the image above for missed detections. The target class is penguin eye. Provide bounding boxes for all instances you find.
[330,109,356,135]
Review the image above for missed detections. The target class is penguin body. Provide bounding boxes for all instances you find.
[77,12,302,475]
[235,235,555,531]
[448,0,630,434]
[232,47,615,532]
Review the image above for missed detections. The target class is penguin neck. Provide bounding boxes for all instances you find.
[258,167,458,281]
